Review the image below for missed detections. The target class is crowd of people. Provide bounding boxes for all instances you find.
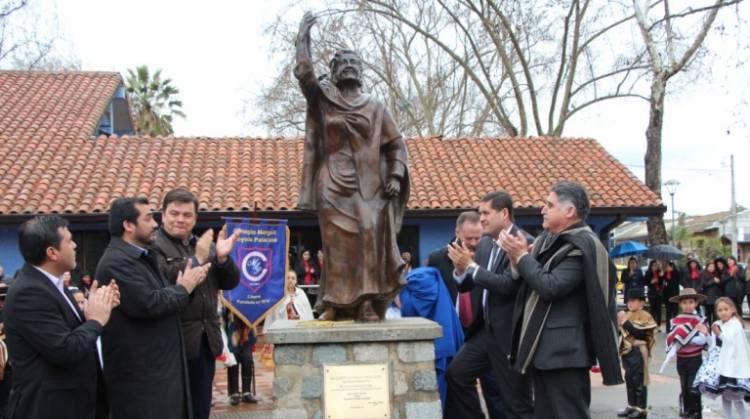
[0,181,748,419]
[621,255,749,326]
[618,253,750,419]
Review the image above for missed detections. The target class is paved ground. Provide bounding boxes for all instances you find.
[209,328,750,418]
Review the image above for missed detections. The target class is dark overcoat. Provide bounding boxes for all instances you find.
[4,264,102,419]
[95,237,191,419]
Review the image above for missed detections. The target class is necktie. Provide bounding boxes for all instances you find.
[487,244,500,271]
[458,291,473,328]
[484,243,500,328]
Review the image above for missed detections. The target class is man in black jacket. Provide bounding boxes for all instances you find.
[502,181,622,419]
[96,197,209,419]
[4,215,118,419]
[427,211,483,334]
[445,191,534,419]
[152,188,241,417]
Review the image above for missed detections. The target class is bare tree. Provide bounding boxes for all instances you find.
[633,0,742,245]
[0,0,79,70]
[255,1,663,138]
[251,2,502,137]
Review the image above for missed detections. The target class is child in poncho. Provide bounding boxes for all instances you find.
[617,288,658,418]
[661,288,708,419]
[694,297,750,418]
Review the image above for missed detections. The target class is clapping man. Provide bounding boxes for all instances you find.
[4,215,119,419]
[152,188,241,416]
[445,192,534,419]
[96,197,210,419]
[501,182,622,418]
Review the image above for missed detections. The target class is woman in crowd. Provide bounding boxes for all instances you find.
[294,249,318,287]
[702,261,725,324]
[724,256,746,316]
[646,260,664,330]
[662,262,681,329]
[683,259,703,292]
[294,249,319,304]
[621,257,645,297]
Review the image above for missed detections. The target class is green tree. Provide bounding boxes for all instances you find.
[126,65,185,136]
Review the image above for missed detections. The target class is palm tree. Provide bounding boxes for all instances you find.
[125,65,185,136]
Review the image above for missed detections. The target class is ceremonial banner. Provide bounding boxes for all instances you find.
[221,218,290,327]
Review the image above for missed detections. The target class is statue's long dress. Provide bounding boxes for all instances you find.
[294,61,409,310]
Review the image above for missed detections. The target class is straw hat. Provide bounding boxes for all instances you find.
[668,287,706,304]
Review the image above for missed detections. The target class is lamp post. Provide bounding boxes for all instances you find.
[664,180,680,246]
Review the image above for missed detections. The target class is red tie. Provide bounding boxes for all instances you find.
[458,291,473,328]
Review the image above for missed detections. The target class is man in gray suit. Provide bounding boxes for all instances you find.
[444,191,533,419]
[501,181,622,419]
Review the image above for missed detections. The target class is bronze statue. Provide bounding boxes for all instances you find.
[294,12,410,322]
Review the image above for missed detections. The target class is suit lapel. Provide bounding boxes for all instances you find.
[62,285,84,323]
[25,265,83,326]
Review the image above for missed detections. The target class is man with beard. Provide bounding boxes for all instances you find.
[4,215,118,419]
[295,12,410,321]
[152,188,241,417]
[501,181,622,418]
[445,192,534,419]
[96,197,210,419]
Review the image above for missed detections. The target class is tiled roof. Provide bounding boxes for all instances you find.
[0,135,661,215]
[0,71,122,140]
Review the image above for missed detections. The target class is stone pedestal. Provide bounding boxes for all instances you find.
[265,318,443,419]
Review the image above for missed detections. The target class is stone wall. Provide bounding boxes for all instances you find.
[267,319,443,419]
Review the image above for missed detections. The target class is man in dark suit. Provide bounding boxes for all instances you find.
[445,191,534,419]
[501,182,622,418]
[426,211,505,417]
[96,197,210,419]
[153,188,241,417]
[427,211,483,334]
[4,215,118,419]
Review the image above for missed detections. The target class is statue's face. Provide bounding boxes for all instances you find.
[333,52,362,85]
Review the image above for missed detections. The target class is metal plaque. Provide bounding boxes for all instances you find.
[323,363,390,419]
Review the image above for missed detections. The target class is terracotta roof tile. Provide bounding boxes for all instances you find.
[0,136,661,216]
[0,71,122,140]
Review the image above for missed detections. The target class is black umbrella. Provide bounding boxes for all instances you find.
[644,244,684,261]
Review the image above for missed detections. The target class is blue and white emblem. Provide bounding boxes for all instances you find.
[242,250,269,283]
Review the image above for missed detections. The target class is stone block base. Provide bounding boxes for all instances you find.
[265,318,443,419]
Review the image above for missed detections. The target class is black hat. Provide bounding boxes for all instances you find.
[626,287,646,302]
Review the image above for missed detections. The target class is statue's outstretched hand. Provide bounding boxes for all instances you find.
[386,178,401,197]
[298,11,317,40]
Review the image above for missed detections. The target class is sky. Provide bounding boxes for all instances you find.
[33,0,750,217]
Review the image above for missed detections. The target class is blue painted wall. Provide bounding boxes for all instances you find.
[0,225,21,278]
[405,218,456,265]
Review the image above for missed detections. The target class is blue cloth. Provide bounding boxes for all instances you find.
[400,267,464,408]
